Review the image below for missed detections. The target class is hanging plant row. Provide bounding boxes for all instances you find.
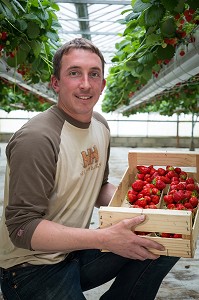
[124,75,199,117]
[102,0,199,116]
[0,77,53,112]
[0,0,61,84]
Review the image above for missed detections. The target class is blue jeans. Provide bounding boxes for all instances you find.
[0,250,179,300]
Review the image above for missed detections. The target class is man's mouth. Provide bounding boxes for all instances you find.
[77,96,92,100]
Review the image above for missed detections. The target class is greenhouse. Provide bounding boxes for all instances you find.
[0,1,199,299]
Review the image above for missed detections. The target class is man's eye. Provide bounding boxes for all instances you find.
[69,71,80,76]
[90,72,100,78]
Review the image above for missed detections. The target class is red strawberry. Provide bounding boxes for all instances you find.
[186,177,195,185]
[174,167,182,174]
[132,180,145,192]
[167,203,176,209]
[186,183,196,191]
[164,194,173,205]
[157,168,166,176]
[128,191,137,203]
[179,171,187,180]
[189,196,198,208]
[173,190,185,203]
[136,198,147,208]
[136,173,145,180]
[137,166,150,174]
[173,234,182,238]
[151,195,160,205]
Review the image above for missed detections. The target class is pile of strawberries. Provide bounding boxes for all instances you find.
[128,164,199,239]
[127,165,199,211]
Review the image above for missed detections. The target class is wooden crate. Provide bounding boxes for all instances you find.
[99,150,199,258]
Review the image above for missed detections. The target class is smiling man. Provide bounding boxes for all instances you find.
[0,38,179,300]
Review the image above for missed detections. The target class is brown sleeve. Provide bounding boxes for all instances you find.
[93,111,110,185]
[5,113,61,250]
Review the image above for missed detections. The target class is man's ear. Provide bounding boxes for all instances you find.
[51,75,60,93]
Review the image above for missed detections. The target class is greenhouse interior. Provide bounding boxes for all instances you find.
[0,1,199,299]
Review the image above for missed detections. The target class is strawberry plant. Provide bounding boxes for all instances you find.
[102,0,199,115]
[0,0,61,112]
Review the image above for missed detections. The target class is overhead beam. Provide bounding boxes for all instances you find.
[59,30,120,35]
[55,1,131,5]
[75,3,91,40]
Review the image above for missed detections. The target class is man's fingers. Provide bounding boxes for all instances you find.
[124,215,146,230]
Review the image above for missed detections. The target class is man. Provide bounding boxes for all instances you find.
[0,38,179,299]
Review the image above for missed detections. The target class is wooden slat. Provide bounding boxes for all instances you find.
[99,207,192,235]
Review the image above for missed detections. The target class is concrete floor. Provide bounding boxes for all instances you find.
[0,144,199,299]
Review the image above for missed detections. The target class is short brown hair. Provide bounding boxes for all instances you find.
[53,38,106,79]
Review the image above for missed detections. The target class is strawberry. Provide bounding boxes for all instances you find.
[128,191,137,203]
[184,202,193,210]
[179,50,185,56]
[186,183,196,191]
[166,166,174,171]
[173,190,185,203]
[161,233,172,238]
[132,180,145,192]
[157,168,166,176]
[167,170,178,179]
[136,198,147,208]
[189,196,198,208]
[147,204,157,209]
[137,166,150,174]
[144,195,151,204]
[176,203,186,210]
[153,179,166,190]
[167,203,176,209]
[152,187,160,195]
[142,188,152,196]
[164,194,173,205]
[0,31,7,40]
[174,167,182,174]
[151,195,160,205]
[161,176,171,184]
[173,234,182,238]
[136,173,145,180]
[179,171,187,180]
[186,177,195,185]
[176,182,186,190]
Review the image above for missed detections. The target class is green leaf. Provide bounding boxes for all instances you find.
[138,53,154,64]
[146,33,162,45]
[173,0,185,13]
[0,0,12,10]
[123,20,138,35]
[50,2,60,11]
[125,11,140,22]
[26,22,40,39]
[6,47,28,67]
[159,0,177,12]
[30,40,42,57]
[133,0,151,13]
[156,44,175,59]
[135,64,144,74]
[16,19,28,31]
[160,17,176,38]
[145,5,165,26]
[186,0,199,10]
[46,31,59,42]
[0,2,15,21]
[24,13,40,22]
[12,0,26,13]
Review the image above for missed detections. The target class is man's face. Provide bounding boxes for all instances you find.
[51,48,106,122]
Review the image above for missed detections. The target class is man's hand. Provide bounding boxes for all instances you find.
[100,215,165,260]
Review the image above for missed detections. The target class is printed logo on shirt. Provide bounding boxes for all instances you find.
[81,145,99,168]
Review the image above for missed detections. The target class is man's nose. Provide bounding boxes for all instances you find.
[79,75,91,89]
